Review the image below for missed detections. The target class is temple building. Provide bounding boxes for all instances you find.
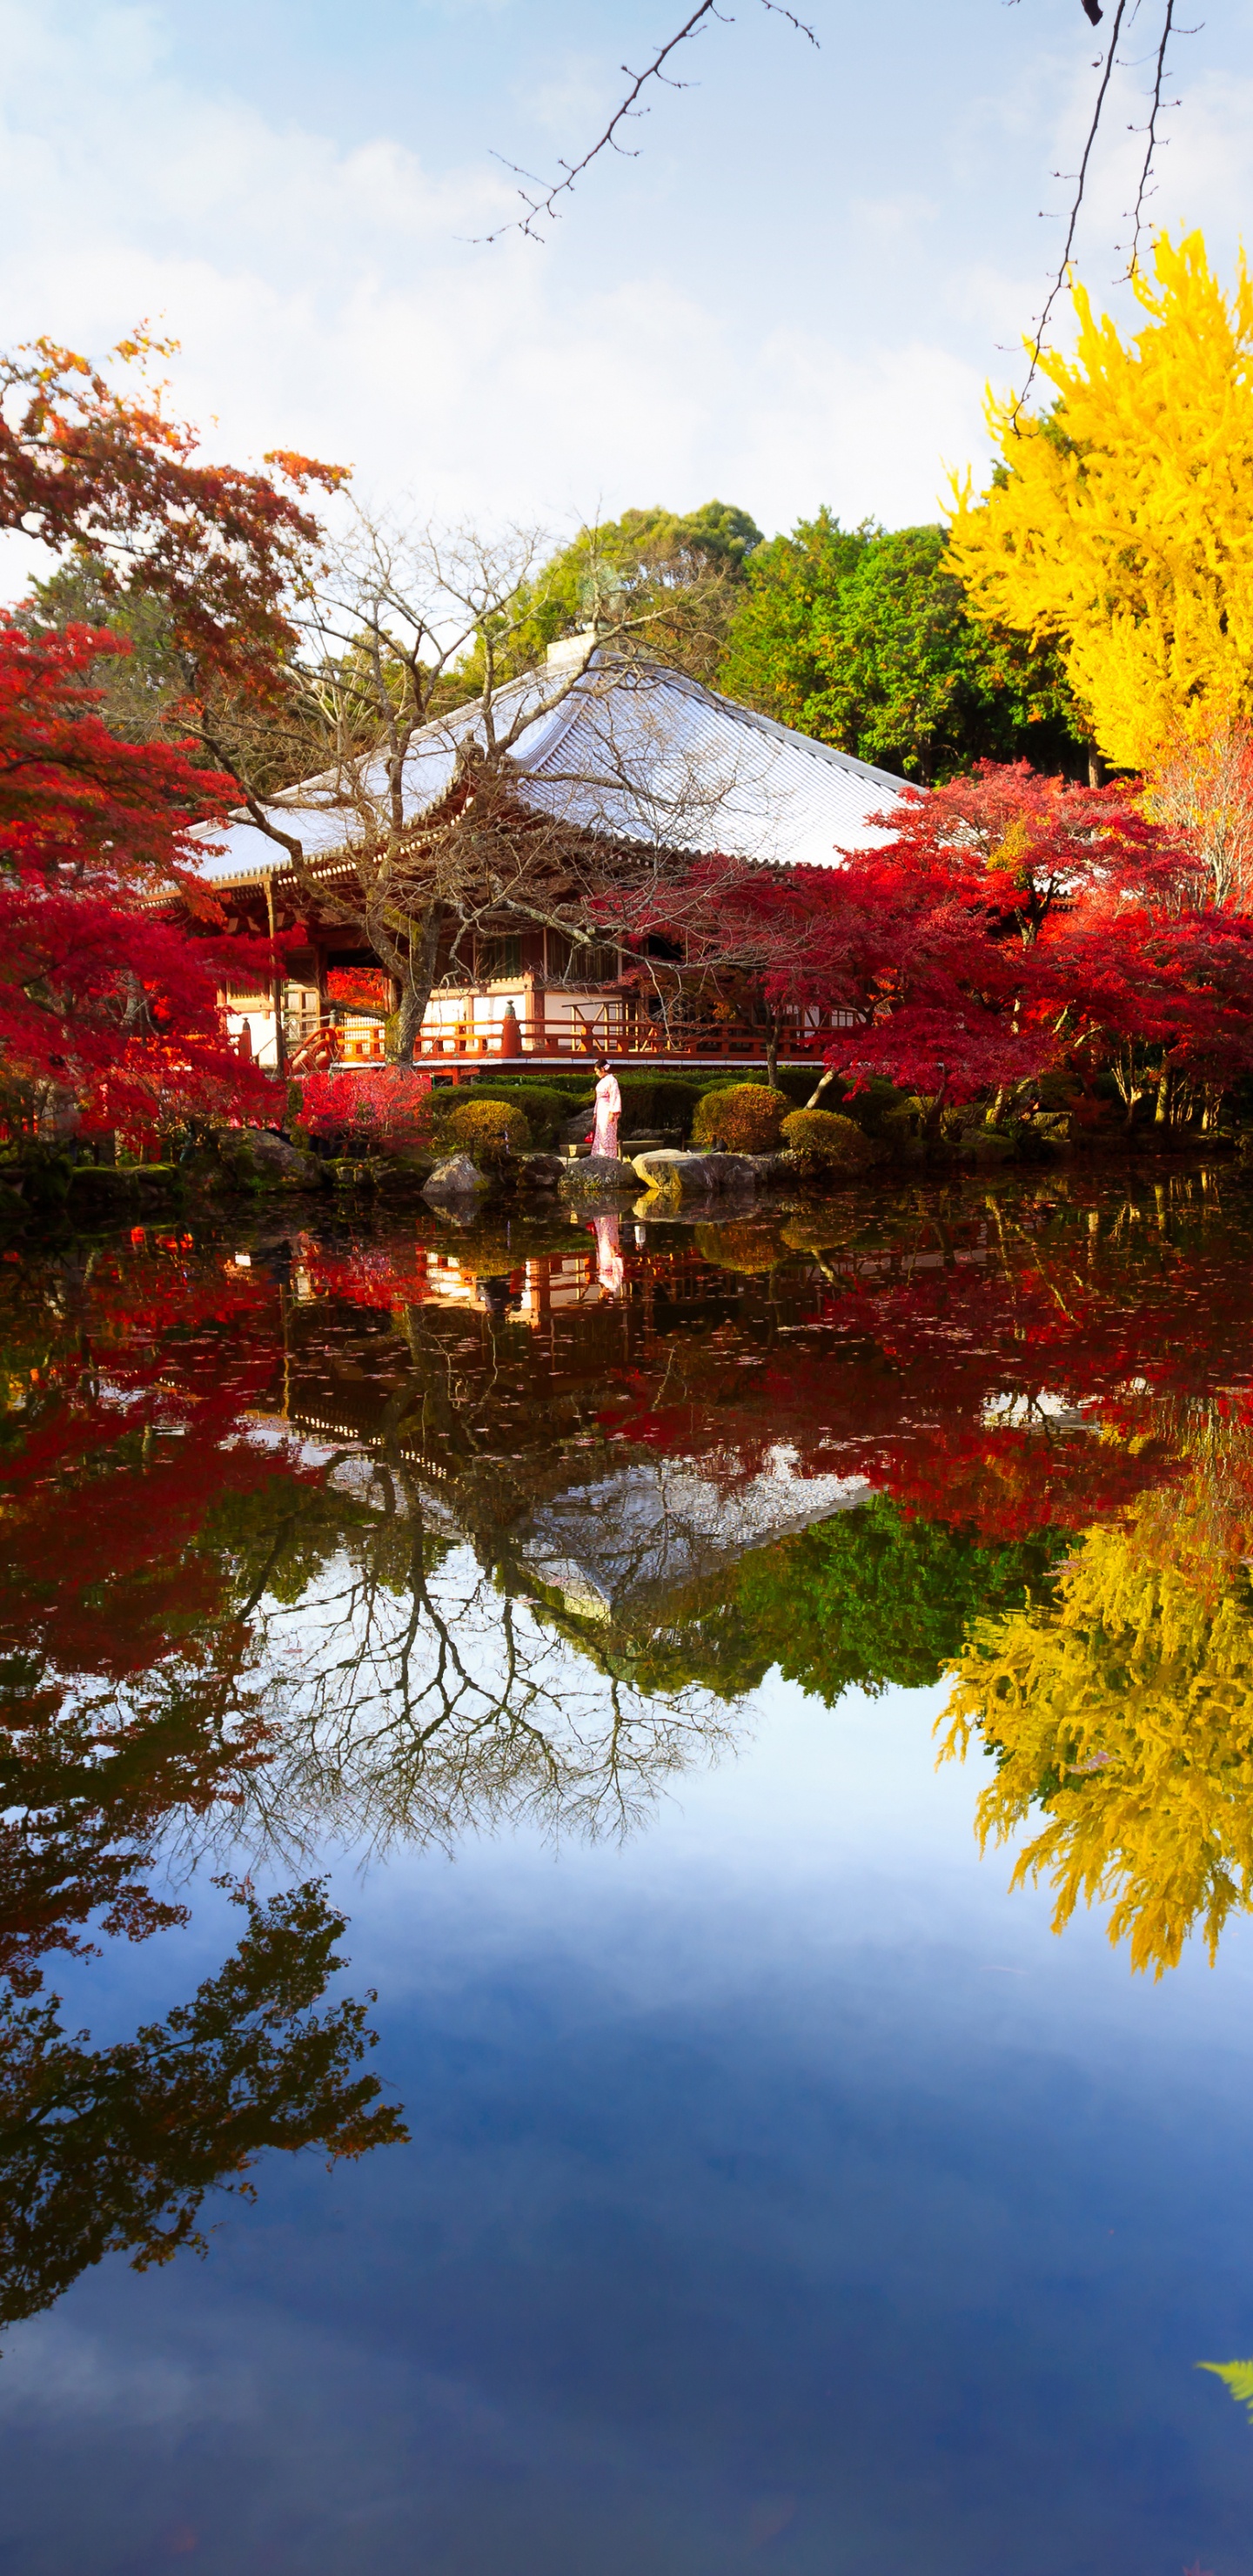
[191,642,908,1070]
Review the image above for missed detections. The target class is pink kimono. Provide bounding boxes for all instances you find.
[588,1213,626,1298]
[591,1069,622,1158]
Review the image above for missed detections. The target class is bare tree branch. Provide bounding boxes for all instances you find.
[1125,0,1179,279]
[1013,0,1131,423]
[1012,0,1192,424]
[476,0,817,245]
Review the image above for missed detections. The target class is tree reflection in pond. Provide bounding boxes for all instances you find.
[7,1170,1253,2324]
[940,1427,1253,1976]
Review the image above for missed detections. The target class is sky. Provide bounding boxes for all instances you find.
[3,0,1253,566]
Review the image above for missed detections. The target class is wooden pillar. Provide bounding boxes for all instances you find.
[523,971,544,1053]
[265,872,286,1078]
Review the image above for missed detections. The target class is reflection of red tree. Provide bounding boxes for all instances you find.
[0,1238,324,1989]
[586,1200,1248,1542]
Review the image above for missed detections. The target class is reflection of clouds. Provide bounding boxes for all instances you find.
[0,2314,249,2427]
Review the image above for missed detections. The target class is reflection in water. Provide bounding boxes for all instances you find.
[5,1167,1253,2331]
[941,1437,1253,1975]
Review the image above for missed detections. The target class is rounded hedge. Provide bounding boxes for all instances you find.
[691,1083,788,1153]
[462,1082,572,1146]
[440,1097,532,1159]
[781,1108,874,1173]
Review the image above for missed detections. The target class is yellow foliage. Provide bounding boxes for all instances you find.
[948,232,1253,772]
[938,1490,1253,1975]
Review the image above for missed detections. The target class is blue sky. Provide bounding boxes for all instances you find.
[3,0,1253,553]
[5,1680,1253,2570]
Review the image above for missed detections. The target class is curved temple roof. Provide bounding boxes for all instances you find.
[193,651,911,889]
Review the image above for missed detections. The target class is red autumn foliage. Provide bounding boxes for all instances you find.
[0,617,278,1139]
[326,969,392,1018]
[640,761,1253,1122]
[0,330,345,699]
[296,1065,432,1148]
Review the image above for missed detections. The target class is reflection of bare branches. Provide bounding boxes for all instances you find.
[231,1516,740,1866]
[478,1,817,245]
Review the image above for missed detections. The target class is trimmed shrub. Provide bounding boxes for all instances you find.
[440,1097,532,1159]
[462,1082,573,1146]
[691,1083,789,1153]
[614,1074,709,1135]
[781,1108,874,1174]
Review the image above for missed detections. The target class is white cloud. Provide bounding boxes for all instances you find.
[0,0,1006,585]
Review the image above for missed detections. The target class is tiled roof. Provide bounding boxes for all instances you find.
[193,654,910,887]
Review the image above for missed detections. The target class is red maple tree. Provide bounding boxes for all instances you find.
[0,617,278,1141]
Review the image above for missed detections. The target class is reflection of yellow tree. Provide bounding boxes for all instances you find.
[939,1466,1253,1975]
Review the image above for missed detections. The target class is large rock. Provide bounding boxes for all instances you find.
[632,1149,770,1204]
[559,1154,640,1203]
[422,1152,492,1207]
[221,1127,322,1188]
[517,1151,566,1193]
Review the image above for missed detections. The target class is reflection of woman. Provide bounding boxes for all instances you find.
[591,1057,622,1159]
[588,1213,626,1298]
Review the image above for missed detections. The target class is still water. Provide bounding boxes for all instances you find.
[4,1172,1253,2573]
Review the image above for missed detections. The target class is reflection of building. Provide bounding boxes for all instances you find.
[520,1452,868,1625]
[258,1234,861,1606]
[191,647,907,1071]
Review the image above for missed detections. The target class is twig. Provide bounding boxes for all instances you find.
[476,0,817,245]
[1124,0,1177,277]
[1011,0,1130,424]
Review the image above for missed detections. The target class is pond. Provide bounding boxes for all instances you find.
[3,1168,1253,2574]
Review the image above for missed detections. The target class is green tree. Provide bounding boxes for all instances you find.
[718,513,1085,784]
[735,1496,1064,1703]
[485,500,764,686]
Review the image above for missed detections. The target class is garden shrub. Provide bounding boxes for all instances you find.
[440,1097,532,1159]
[298,1066,434,1150]
[691,1083,789,1152]
[615,1074,709,1135]
[781,1108,874,1174]
[462,1082,572,1145]
[774,1067,830,1106]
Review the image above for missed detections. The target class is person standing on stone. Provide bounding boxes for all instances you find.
[591,1056,622,1158]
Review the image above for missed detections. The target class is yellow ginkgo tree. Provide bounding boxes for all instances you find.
[937,1461,1253,1976]
[948,232,1253,775]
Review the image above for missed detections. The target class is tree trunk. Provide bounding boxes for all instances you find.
[766,1021,780,1089]
[383,906,442,1066]
[1153,1060,1171,1125]
[391,976,428,1065]
[922,1067,949,1138]
[805,1065,840,1110]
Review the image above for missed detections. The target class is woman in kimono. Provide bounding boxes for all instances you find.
[590,1056,622,1158]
